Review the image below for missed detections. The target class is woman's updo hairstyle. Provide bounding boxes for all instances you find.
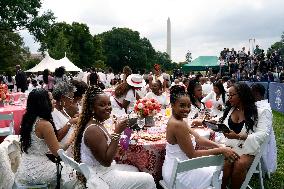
[170,85,188,104]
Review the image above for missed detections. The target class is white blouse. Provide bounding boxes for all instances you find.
[145,92,169,107]
[201,91,228,118]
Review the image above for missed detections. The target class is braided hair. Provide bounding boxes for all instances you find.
[170,85,188,104]
[73,86,104,184]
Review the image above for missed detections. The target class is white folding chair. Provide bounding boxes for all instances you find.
[57,149,91,180]
[159,154,225,189]
[58,149,109,189]
[0,112,15,136]
[240,135,270,189]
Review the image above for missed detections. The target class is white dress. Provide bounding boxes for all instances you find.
[80,124,156,189]
[162,140,218,189]
[145,92,169,107]
[15,118,57,186]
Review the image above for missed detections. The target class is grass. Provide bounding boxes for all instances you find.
[249,111,284,188]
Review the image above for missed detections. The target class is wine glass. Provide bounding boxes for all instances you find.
[137,117,145,137]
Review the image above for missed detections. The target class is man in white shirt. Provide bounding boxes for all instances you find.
[97,69,106,86]
[251,83,277,175]
[105,68,115,88]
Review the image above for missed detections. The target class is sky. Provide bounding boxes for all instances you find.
[21,0,284,62]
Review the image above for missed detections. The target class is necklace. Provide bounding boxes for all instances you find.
[92,117,105,125]
[62,107,71,119]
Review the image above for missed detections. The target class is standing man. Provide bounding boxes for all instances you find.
[15,65,27,92]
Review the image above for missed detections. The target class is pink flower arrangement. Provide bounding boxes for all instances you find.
[134,98,161,117]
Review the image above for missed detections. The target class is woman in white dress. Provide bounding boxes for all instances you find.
[187,80,205,119]
[220,83,269,189]
[162,85,239,189]
[145,80,169,108]
[15,89,68,187]
[201,81,228,118]
[52,82,79,149]
[73,86,156,189]
[112,74,145,113]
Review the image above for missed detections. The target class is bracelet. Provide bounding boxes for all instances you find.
[66,121,72,127]
[111,133,121,141]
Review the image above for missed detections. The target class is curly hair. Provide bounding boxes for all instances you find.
[170,85,188,104]
[71,80,88,99]
[114,82,132,98]
[73,86,104,184]
[20,89,57,153]
[52,81,74,101]
[220,83,258,132]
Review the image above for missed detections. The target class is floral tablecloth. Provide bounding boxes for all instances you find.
[115,128,215,182]
[115,137,166,182]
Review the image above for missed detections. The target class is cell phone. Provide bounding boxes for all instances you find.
[202,120,230,133]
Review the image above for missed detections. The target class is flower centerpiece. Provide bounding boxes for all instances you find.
[134,98,161,127]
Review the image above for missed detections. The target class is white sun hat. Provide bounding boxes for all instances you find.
[126,74,146,88]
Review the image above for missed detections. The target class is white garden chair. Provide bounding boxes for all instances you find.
[57,149,109,189]
[240,135,270,189]
[159,154,225,189]
[0,112,15,136]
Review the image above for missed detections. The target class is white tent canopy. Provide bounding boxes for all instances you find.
[26,52,82,72]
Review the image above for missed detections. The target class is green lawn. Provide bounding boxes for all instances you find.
[249,111,284,188]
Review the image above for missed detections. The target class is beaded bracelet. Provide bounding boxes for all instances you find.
[111,133,121,141]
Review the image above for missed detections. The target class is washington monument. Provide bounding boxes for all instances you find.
[167,17,171,60]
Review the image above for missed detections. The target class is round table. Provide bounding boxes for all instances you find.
[0,105,26,142]
[115,128,214,182]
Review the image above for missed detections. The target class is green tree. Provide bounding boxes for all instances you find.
[41,22,103,69]
[0,31,29,72]
[267,37,284,61]
[99,27,156,72]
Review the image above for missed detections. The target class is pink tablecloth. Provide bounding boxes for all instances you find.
[6,92,24,102]
[0,105,26,135]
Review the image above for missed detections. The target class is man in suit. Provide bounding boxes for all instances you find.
[15,65,27,92]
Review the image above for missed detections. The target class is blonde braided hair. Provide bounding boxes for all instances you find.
[73,86,104,184]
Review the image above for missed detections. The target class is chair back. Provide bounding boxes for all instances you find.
[240,134,270,189]
[166,154,224,189]
[0,112,14,136]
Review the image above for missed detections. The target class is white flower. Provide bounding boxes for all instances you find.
[152,110,157,115]
[137,103,144,109]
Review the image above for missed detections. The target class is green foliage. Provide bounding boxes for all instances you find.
[267,32,284,60]
[249,111,284,188]
[185,51,192,63]
[98,27,157,72]
[23,57,41,70]
[41,22,104,69]
[0,31,29,72]
[94,60,107,69]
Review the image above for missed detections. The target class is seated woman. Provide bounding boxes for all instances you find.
[73,86,156,189]
[52,82,78,146]
[162,85,239,189]
[220,83,269,189]
[145,80,169,108]
[15,89,68,187]
[187,80,205,119]
[201,81,227,118]
[71,80,88,114]
[112,74,145,113]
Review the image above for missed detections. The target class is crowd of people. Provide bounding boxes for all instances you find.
[218,45,284,82]
[0,60,277,188]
